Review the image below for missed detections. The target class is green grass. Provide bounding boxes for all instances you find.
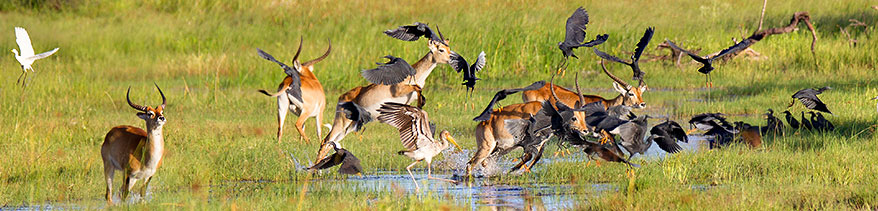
[1,0,877,209]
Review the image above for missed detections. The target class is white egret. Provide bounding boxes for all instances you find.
[12,27,59,86]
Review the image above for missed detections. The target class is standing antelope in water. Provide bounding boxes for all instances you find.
[522,61,647,110]
[101,84,167,205]
[257,39,331,143]
[316,23,455,161]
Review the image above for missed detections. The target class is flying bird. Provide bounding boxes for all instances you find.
[377,102,462,192]
[257,47,303,103]
[473,80,546,121]
[449,51,487,107]
[790,87,832,114]
[11,27,59,86]
[592,27,654,81]
[557,7,609,72]
[648,120,689,153]
[337,101,372,132]
[383,22,448,46]
[361,55,416,85]
[308,141,363,175]
[614,115,652,159]
[664,39,754,87]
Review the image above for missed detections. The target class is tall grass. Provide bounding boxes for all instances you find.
[0,0,876,209]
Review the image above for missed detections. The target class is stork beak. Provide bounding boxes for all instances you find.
[444,133,462,151]
[787,99,796,108]
[685,128,698,135]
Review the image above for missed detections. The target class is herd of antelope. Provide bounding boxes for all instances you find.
[10,5,844,204]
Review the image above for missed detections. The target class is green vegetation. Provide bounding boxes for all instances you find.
[1,0,876,209]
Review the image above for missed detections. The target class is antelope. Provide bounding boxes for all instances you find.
[258,40,331,143]
[316,38,455,160]
[521,61,648,110]
[101,84,167,205]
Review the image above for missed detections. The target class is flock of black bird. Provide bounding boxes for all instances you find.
[303,6,839,175]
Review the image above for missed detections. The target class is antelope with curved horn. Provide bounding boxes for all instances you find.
[101,84,167,205]
[316,23,454,161]
[257,39,332,143]
[522,60,648,110]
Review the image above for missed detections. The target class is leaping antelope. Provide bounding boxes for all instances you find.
[257,39,331,143]
[101,84,167,205]
[522,60,648,110]
[316,23,455,161]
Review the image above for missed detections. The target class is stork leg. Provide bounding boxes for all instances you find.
[406,160,421,192]
[427,162,456,183]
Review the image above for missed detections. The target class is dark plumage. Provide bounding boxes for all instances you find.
[665,39,754,87]
[558,7,609,59]
[783,110,800,129]
[648,120,689,153]
[337,102,372,132]
[592,27,654,80]
[800,111,813,131]
[791,87,832,114]
[816,112,834,131]
[383,22,448,46]
[256,48,303,103]
[361,55,416,85]
[761,109,785,135]
[615,115,651,158]
[473,81,547,121]
[309,142,363,175]
[688,113,735,132]
[449,51,486,98]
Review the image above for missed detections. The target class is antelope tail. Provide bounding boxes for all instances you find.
[258,88,287,97]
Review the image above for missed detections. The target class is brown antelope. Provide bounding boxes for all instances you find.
[101,84,167,205]
[258,40,331,143]
[316,39,454,161]
[521,61,648,110]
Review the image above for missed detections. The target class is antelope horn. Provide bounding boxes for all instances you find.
[155,82,167,109]
[126,86,148,111]
[601,60,629,88]
[549,71,560,104]
[291,37,303,63]
[302,39,331,67]
[435,24,447,43]
[574,71,586,109]
[638,78,646,88]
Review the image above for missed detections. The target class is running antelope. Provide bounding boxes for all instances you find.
[522,61,648,110]
[317,34,454,161]
[101,84,167,205]
[258,40,331,143]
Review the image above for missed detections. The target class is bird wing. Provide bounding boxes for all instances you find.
[505,80,547,93]
[593,48,630,65]
[361,56,415,85]
[26,48,59,60]
[337,102,372,132]
[473,81,546,121]
[14,27,35,57]
[664,40,709,64]
[617,122,645,145]
[377,102,432,150]
[709,39,754,61]
[471,51,487,73]
[309,151,345,170]
[383,24,423,41]
[797,96,832,114]
[650,135,683,153]
[337,149,364,175]
[579,34,609,47]
[666,121,689,143]
[257,48,303,103]
[632,27,655,63]
[504,118,531,141]
[449,53,469,73]
[564,7,590,45]
[597,116,627,132]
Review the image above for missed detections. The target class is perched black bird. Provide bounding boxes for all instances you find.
[816,112,834,131]
[800,111,813,131]
[361,55,416,85]
[808,112,826,131]
[783,110,800,130]
[257,47,303,103]
[648,120,689,153]
[449,51,487,101]
[337,101,372,132]
[558,7,609,60]
[383,22,448,46]
[761,109,785,136]
[664,39,754,87]
[791,87,832,114]
[309,142,363,175]
[473,81,547,121]
[703,121,736,148]
[592,27,654,80]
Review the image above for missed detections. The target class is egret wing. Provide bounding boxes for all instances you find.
[14,27,35,56]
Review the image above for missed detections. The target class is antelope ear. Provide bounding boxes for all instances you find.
[136,111,150,120]
[428,40,439,51]
[612,82,628,94]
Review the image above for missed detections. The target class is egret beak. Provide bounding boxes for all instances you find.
[444,133,462,151]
